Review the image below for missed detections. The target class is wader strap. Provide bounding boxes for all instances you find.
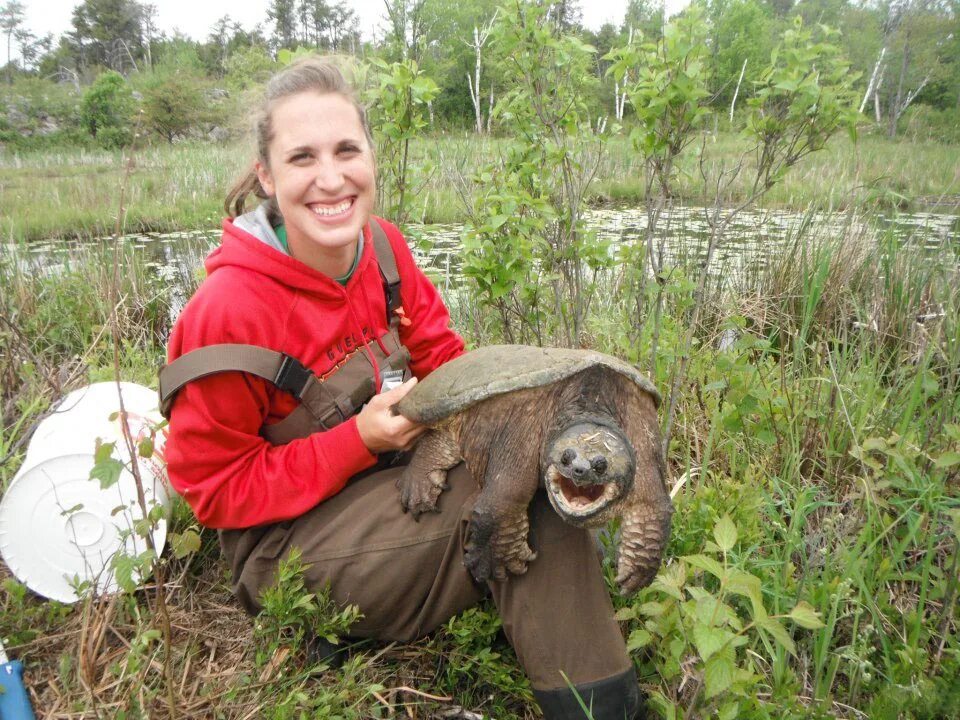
[262,376,376,445]
[262,338,411,445]
[159,345,316,420]
[370,219,402,328]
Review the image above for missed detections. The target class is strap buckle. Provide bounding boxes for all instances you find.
[384,280,401,323]
[274,354,314,399]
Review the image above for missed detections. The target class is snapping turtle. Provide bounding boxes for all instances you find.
[395,344,672,595]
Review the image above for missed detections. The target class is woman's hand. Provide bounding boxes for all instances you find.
[356,377,426,454]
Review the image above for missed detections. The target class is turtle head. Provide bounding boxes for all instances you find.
[543,418,636,527]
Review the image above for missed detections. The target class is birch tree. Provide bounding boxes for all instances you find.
[465,11,498,134]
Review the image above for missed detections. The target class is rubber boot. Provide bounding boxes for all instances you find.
[532,668,645,720]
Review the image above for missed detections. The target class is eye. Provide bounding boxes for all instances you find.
[591,457,608,475]
[289,152,313,165]
[560,448,576,466]
[337,143,361,156]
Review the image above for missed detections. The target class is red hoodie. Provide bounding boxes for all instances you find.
[164,216,464,529]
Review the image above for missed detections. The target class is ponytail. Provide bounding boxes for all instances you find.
[223,165,278,221]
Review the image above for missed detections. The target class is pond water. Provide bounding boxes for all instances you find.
[9,205,960,301]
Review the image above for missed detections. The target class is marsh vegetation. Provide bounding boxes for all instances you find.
[1,1,959,719]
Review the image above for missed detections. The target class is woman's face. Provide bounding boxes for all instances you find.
[256,91,375,276]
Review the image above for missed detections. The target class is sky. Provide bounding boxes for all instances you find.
[19,0,671,51]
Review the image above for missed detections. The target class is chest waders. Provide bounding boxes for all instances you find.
[157,219,412,443]
[158,222,643,719]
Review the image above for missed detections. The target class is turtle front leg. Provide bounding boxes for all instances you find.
[463,464,538,583]
[398,429,462,519]
[616,495,673,594]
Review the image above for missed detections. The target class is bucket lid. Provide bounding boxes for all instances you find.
[0,452,169,604]
[25,382,164,469]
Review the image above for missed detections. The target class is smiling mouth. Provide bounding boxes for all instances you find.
[310,198,354,218]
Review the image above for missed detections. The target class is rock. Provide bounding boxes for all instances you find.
[207,125,230,143]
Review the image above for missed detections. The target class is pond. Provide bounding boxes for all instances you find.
[8,205,960,303]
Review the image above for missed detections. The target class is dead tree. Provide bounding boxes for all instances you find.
[465,11,499,134]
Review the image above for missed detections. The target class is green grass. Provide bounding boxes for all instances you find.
[2,131,958,242]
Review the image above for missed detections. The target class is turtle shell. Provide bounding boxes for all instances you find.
[397,344,660,425]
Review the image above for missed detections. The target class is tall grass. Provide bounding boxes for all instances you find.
[2,132,958,242]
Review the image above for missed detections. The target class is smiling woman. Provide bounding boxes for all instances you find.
[254,92,376,277]
[158,57,646,719]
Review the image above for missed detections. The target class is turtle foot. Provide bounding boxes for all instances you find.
[464,507,537,583]
[397,467,448,520]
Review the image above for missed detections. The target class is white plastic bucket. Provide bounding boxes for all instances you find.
[0,382,171,603]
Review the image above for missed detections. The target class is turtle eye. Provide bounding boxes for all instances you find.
[592,456,608,475]
[560,448,576,466]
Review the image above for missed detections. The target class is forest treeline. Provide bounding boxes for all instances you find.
[1,0,959,150]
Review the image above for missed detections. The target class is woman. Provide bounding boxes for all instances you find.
[161,58,643,719]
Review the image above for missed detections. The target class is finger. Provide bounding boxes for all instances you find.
[387,413,424,436]
[380,376,418,401]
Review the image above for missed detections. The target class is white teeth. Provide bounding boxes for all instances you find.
[311,200,352,217]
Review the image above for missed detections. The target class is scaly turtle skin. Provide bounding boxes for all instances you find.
[395,345,672,596]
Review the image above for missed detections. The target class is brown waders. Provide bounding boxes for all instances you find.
[160,221,642,718]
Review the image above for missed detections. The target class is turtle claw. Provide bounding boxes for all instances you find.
[463,507,537,583]
[397,467,449,520]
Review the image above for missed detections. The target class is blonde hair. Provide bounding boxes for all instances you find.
[224,57,373,221]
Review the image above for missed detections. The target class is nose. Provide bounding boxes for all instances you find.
[313,157,344,191]
[571,457,591,479]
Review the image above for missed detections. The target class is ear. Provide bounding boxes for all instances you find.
[255,161,275,197]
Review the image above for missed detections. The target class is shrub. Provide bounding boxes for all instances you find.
[79,70,135,148]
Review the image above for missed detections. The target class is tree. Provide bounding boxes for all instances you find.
[623,0,664,39]
[382,0,429,63]
[69,0,147,73]
[879,0,952,135]
[709,0,775,104]
[267,0,298,52]
[0,0,25,81]
[141,74,206,143]
[80,69,134,147]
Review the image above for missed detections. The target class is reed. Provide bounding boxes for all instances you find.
[2,132,958,242]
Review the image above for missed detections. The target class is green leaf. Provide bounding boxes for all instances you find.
[726,570,764,615]
[94,440,117,464]
[626,628,652,651]
[704,652,736,699]
[788,600,825,629]
[171,530,202,559]
[713,515,738,552]
[111,553,138,594]
[757,615,796,656]
[137,437,155,458]
[693,623,730,662]
[718,701,740,720]
[947,509,960,540]
[934,452,960,469]
[682,553,725,580]
[90,457,124,489]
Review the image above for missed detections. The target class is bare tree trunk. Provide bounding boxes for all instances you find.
[465,14,497,134]
[889,32,910,137]
[487,84,494,133]
[729,58,747,123]
[874,75,883,122]
[860,47,887,113]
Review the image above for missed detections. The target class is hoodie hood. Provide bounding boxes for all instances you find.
[233,204,286,254]
[206,206,371,299]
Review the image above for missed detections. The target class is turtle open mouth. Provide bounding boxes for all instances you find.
[545,466,620,521]
[558,474,605,506]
